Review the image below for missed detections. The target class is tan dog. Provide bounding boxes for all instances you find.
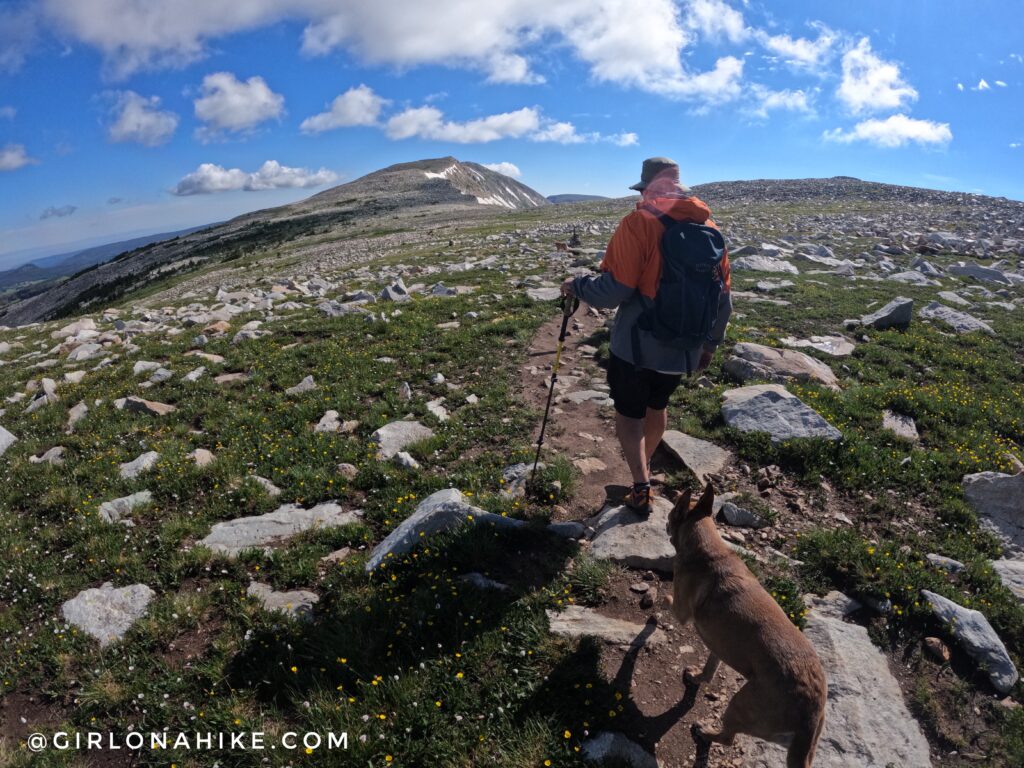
[666,483,827,767]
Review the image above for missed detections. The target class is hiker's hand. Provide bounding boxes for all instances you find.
[560,279,576,298]
[697,347,715,371]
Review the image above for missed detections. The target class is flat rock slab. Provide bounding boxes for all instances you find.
[580,731,659,768]
[741,593,932,767]
[992,559,1024,602]
[99,490,153,524]
[365,489,523,572]
[882,410,919,441]
[779,335,855,357]
[124,396,177,416]
[546,605,666,649]
[861,296,913,329]
[920,302,994,334]
[732,255,800,274]
[199,502,363,557]
[724,342,839,389]
[61,582,155,648]
[721,384,842,443]
[370,420,435,459]
[588,497,675,572]
[963,472,1024,555]
[247,582,318,620]
[922,590,1019,693]
[526,286,562,301]
[119,450,160,479]
[0,425,16,457]
[659,430,730,483]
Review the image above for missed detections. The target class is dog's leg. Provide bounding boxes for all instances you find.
[684,652,720,686]
[692,679,763,747]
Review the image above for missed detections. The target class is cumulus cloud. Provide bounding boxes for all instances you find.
[995,80,1007,87]
[40,205,77,219]
[482,162,521,178]
[171,160,338,195]
[106,91,179,146]
[758,24,837,70]
[975,79,991,91]
[824,114,952,148]
[611,132,639,146]
[39,1,732,105]
[837,37,917,114]
[300,85,389,134]
[0,143,37,171]
[684,0,749,43]
[193,72,284,139]
[748,85,814,118]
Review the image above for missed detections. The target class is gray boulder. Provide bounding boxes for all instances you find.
[724,342,839,389]
[0,425,16,457]
[580,732,659,768]
[861,297,913,329]
[98,490,153,524]
[247,582,318,620]
[992,560,1024,603]
[659,430,730,483]
[919,302,994,334]
[882,410,919,441]
[119,450,160,479]
[285,375,317,395]
[949,262,1012,285]
[61,582,155,648]
[731,255,799,274]
[779,335,855,357]
[721,384,842,442]
[962,472,1024,555]
[547,605,666,649]
[588,497,675,572]
[199,502,362,557]
[719,501,770,528]
[370,420,435,459]
[922,590,1019,693]
[741,592,932,767]
[365,489,523,571]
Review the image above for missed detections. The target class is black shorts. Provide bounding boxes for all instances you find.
[607,353,683,419]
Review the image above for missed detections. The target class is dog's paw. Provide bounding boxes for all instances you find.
[683,666,703,686]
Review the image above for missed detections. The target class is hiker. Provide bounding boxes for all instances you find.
[561,157,732,516]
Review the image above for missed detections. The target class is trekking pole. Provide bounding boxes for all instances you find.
[530,294,580,486]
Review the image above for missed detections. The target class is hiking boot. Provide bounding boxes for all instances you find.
[624,484,654,517]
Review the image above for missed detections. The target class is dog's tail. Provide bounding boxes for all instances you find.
[786,707,825,768]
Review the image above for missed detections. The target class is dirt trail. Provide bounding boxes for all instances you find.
[519,304,752,768]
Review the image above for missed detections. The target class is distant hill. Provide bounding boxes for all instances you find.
[0,225,213,298]
[546,194,610,204]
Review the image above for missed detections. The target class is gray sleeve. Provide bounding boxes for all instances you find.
[706,289,733,349]
[572,272,635,309]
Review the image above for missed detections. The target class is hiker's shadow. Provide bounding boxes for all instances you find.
[518,617,708,767]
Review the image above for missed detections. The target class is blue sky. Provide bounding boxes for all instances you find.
[0,0,1022,267]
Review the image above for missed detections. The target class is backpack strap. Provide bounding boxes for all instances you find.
[641,203,677,230]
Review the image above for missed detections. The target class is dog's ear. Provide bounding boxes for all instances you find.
[691,481,715,519]
[667,488,692,539]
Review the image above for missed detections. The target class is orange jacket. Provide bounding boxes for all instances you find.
[600,194,732,299]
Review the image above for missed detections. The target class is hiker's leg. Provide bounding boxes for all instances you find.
[644,407,668,466]
[615,411,649,484]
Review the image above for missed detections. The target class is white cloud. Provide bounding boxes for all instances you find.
[975,78,991,91]
[0,143,37,171]
[171,160,338,195]
[684,0,749,44]
[482,162,522,178]
[385,106,540,143]
[40,1,728,104]
[837,37,917,114]
[300,85,389,134]
[957,82,964,91]
[660,55,745,100]
[1011,142,1021,149]
[611,132,639,146]
[824,114,952,148]
[995,80,1007,87]
[40,205,78,220]
[531,120,587,144]
[106,91,179,146]
[749,85,814,118]
[758,25,836,69]
[0,5,36,73]
[193,72,284,139]
[0,106,16,119]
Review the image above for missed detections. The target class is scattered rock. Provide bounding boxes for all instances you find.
[860,296,913,330]
[98,491,153,524]
[321,547,352,564]
[29,446,66,465]
[123,396,177,416]
[579,731,659,768]
[779,335,855,357]
[336,463,358,480]
[659,430,730,484]
[370,420,435,459]
[926,554,965,573]
[721,384,842,442]
[285,375,317,395]
[189,448,215,467]
[573,457,607,475]
[546,605,666,649]
[882,410,919,441]
[992,560,1024,603]
[588,497,675,572]
[724,342,839,388]
[718,501,770,529]
[119,450,160,479]
[962,472,1024,555]
[920,302,994,334]
[247,582,318,620]
[548,521,586,539]
[731,255,799,274]
[199,502,363,557]
[394,451,421,469]
[921,589,1019,693]
[0,425,17,457]
[61,582,155,648]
